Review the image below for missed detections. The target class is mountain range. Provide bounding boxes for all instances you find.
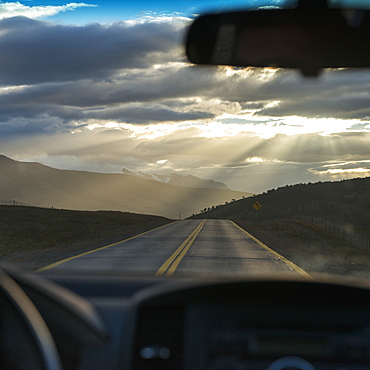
[121,168,229,190]
[0,155,251,219]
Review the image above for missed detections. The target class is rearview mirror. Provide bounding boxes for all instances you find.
[186,5,370,76]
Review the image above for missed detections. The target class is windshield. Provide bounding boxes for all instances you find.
[1,0,370,281]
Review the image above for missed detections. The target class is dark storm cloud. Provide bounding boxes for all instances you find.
[90,105,215,123]
[2,13,370,125]
[0,116,70,137]
[2,26,370,125]
[256,95,370,119]
[0,90,214,129]
[0,102,88,138]
[218,69,370,118]
[0,16,187,86]
[240,101,266,110]
[0,65,217,108]
[0,63,228,132]
[0,103,83,121]
[250,69,370,119]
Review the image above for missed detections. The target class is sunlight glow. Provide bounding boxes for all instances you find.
[0,85,30,93]
[245,157,264,162]
[323,160,370,167]
[329,168,370,174]
[83,113,369,143]
[153,62,188,69]
[318,168,370,175]
[219,66,279,80]
[195,122,251,138]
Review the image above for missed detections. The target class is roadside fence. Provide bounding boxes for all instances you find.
[293,215,370,251]
[0,200,32,207]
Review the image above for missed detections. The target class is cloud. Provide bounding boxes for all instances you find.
[1,14,369,132]
[0,66,206,106]
[253,70,370,120]
[310,160,370,177]
[4,125,370,169]
[0,2,97,20]
[256,94,370,119]
[0,15,188,86]
[89,105,215,124]
[2,122,370,192]
[1,13,370,193]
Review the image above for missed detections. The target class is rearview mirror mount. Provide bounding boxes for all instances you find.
[186,0,370,76]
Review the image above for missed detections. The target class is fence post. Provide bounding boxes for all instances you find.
[295,215,370,252]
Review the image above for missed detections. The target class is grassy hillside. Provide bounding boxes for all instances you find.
[192,177,370,234]
[0,155,251,219]
[0,205,171,269]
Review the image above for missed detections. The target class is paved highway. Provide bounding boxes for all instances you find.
[40,220,310,278]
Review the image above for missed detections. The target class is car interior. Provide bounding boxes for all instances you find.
[2,1,370,369]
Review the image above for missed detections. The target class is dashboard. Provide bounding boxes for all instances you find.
[2,269,370,370]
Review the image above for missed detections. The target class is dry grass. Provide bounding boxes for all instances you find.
[235,219,370,280]
[0,206,172,270]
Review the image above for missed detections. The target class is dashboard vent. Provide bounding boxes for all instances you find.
[132,306,184,370]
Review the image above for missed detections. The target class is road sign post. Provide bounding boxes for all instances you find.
[252,201,262,222]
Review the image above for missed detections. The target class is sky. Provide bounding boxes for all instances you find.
[1,1,370,193]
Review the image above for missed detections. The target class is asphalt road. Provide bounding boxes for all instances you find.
[40,220,309,278]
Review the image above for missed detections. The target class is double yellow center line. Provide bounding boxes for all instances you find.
[155,219,206,276]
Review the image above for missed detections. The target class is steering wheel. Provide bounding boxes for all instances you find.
[0,269,62,370]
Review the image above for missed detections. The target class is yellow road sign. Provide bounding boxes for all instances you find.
[253,201,262,210]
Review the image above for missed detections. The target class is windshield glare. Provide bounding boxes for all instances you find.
[0,0,370,282]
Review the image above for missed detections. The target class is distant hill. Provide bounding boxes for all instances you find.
[0,155,251,219]
[121,168,230,190]
[192,178,370,230]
